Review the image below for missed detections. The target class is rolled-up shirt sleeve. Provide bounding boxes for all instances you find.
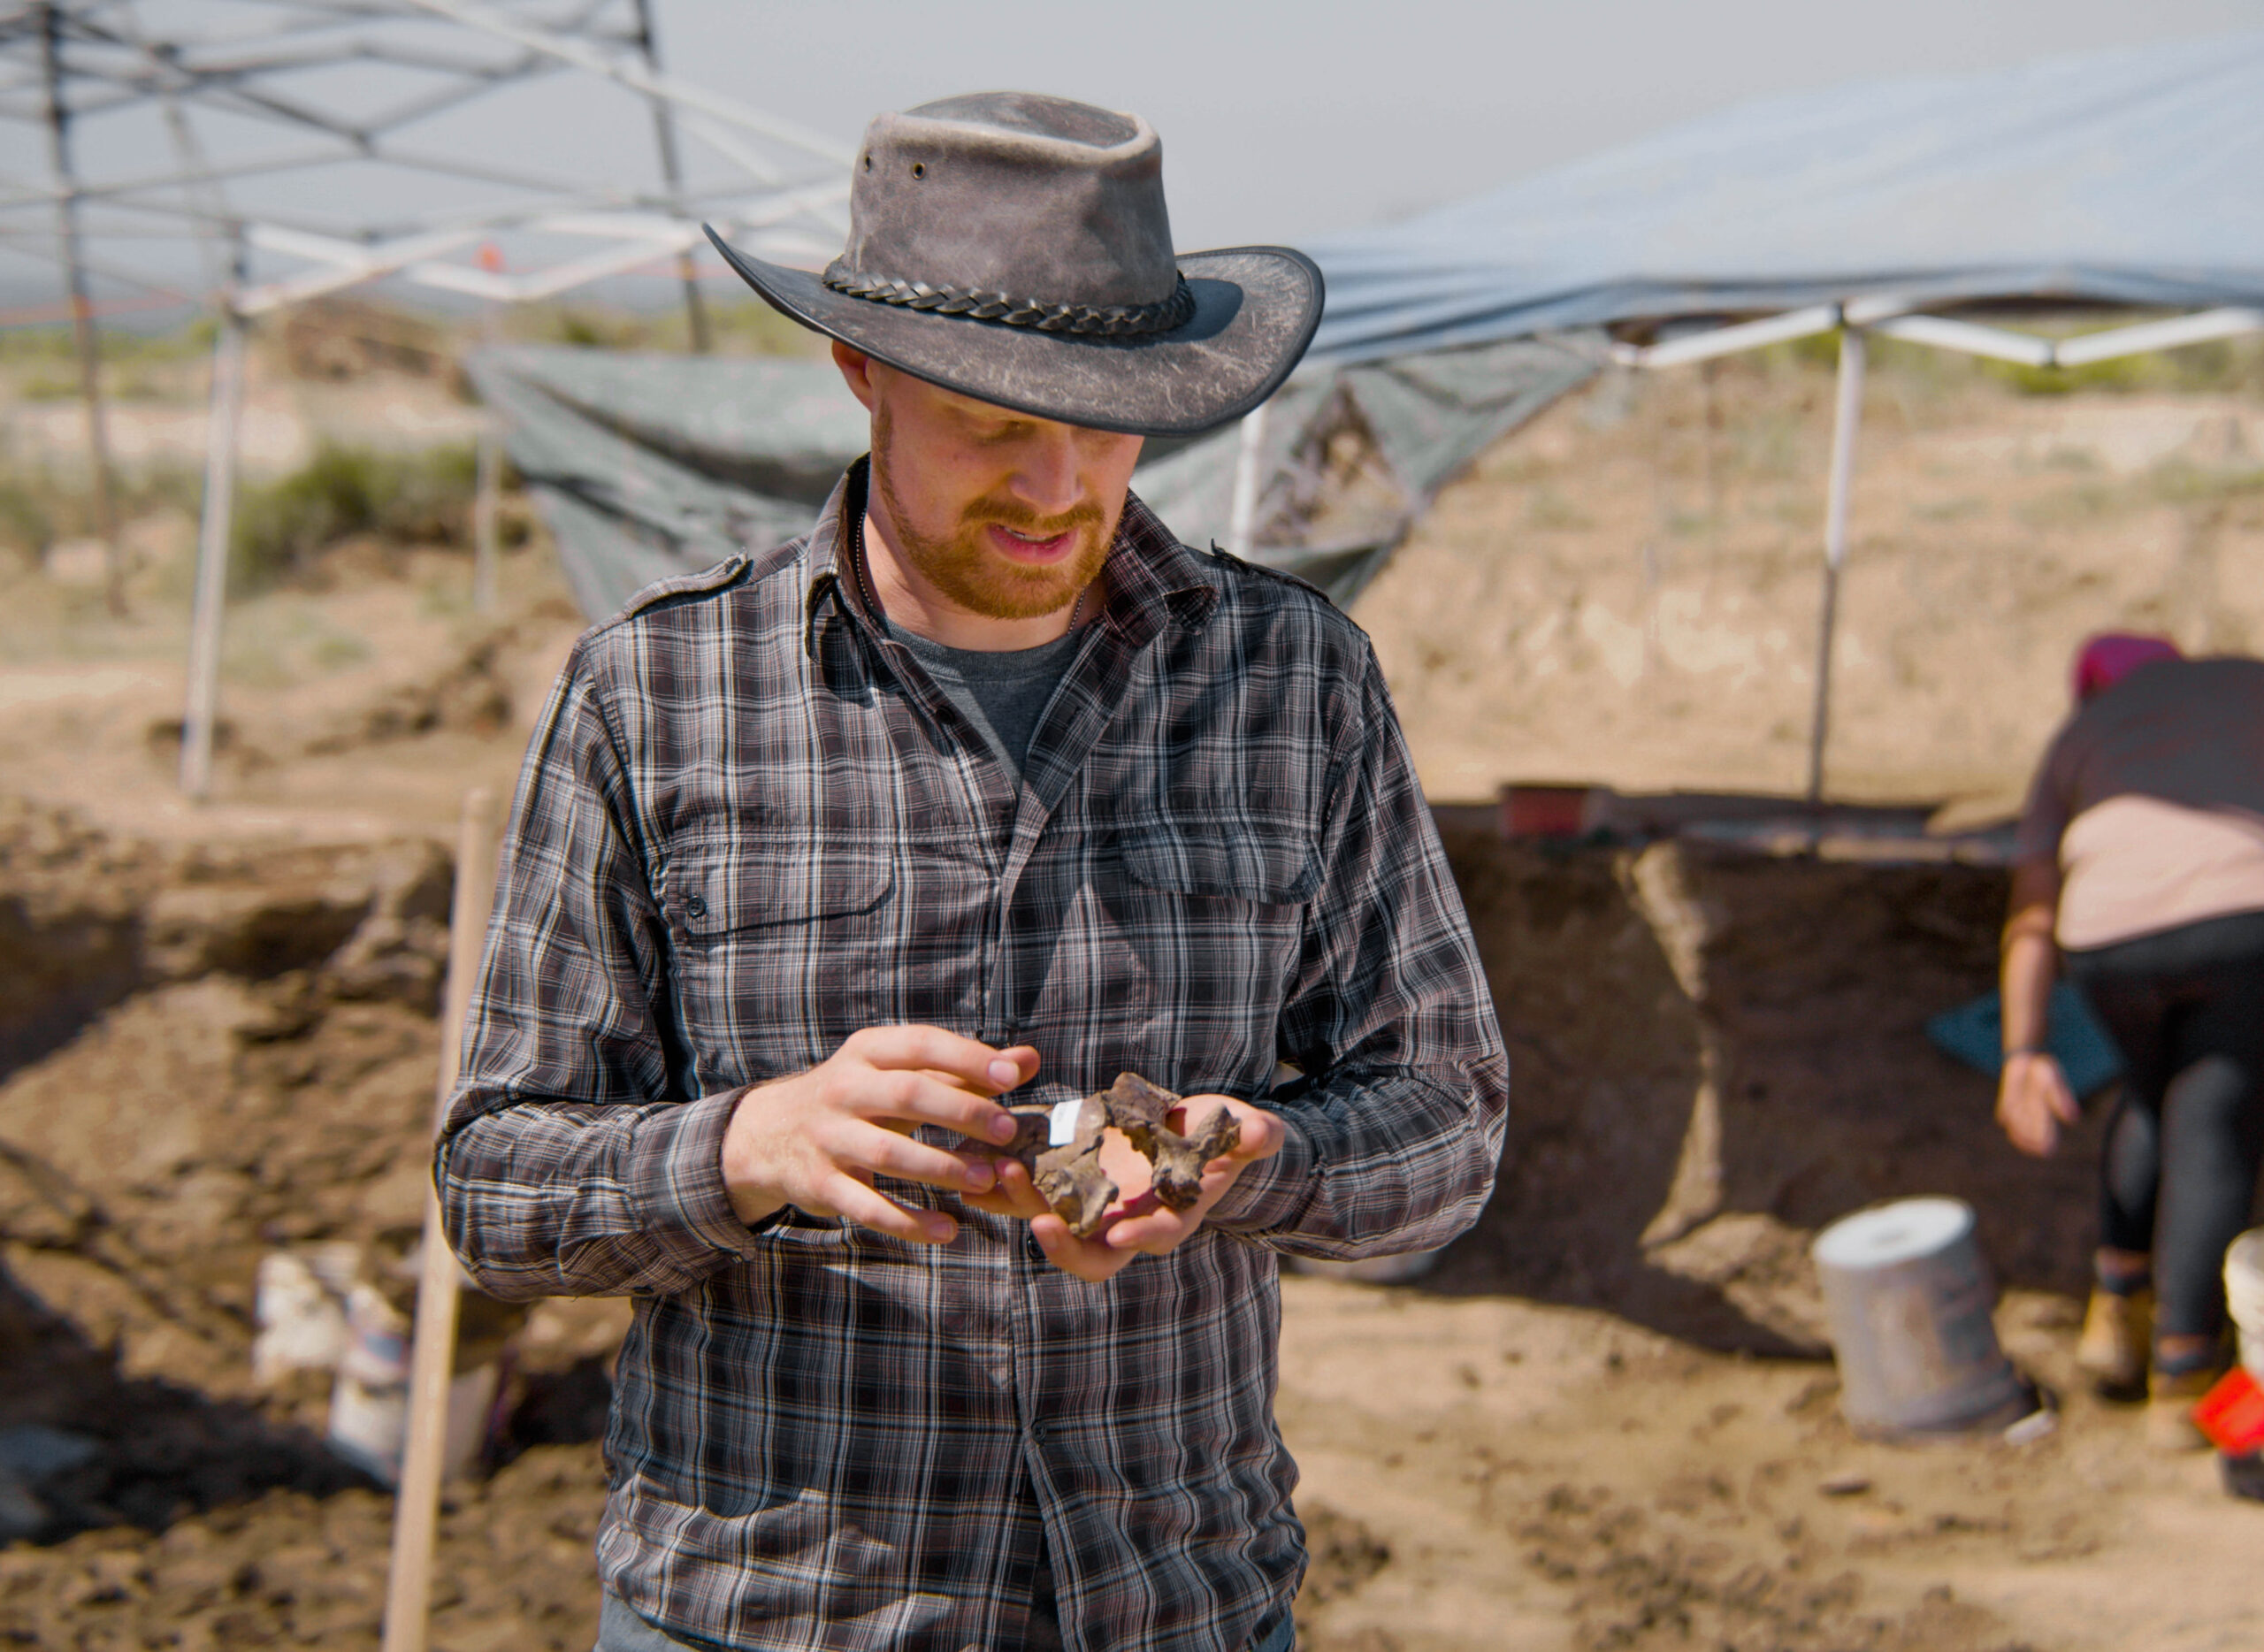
[1205,644,1510,1258]
[435,646,767,1301]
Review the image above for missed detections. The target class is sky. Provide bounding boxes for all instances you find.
[4,0,2260,310]
[660,0,2264,249]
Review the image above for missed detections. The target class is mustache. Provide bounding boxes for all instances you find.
[960,494,1105,539]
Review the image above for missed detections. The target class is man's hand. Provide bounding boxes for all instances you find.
[967,1095,1285,1282]
[720,1027,1038,1243]
[1996,1051,2079,1157]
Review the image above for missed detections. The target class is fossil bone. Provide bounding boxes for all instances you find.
[1004,1073,1242,1238]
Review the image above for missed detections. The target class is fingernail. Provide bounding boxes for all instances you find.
[988,1058,1021,1088]
[990,1113,1017,1143]
[929,1218,955,1243]
[964,1163,994,1191]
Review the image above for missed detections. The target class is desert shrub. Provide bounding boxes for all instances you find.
[549,309,626,349]
[503,297,822,358]
[0,461,200,568]
[2148,462,2264,507]
[704,299,827,357]
[232,443,478,590]
[1984,355,2149,397]
[0,479,52,564]
[1784,330,1844,372]
[0,317,217,369]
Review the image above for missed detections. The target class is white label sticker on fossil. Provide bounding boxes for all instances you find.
[1048,1099,1083,1147]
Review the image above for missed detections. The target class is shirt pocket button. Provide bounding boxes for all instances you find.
[685,894,708,919]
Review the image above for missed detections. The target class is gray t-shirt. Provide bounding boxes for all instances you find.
[884,616,1086,776]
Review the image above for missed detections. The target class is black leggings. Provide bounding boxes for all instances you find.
[2066,912,2264,1343]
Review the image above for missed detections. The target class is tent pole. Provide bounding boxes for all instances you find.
[632,0,710,354]
[471,302,501,614]
[1804,325,1867,809]
[182,280,248,801]
[472,409,501,614]
[41,1,126,617]
[1226,399,1270,561]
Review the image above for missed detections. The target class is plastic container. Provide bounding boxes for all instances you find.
[2194,1365,2264,1455]
[2224,1228,2264,1375]
[1810,1197,2031,1437]
[1499,784,1595,840]
[326,1285,495,1487]
[2214,1230,2264,1499]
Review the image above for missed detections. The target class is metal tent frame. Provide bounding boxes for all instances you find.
[1610,299,2263,805]
[0,0,852,796]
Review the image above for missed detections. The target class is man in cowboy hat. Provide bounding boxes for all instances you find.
[440,92,1506,1652]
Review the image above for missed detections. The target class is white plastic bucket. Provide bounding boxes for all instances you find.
[2225,1228,2264,1376]
[1811,1197,2030,1436]
[326,1285,495,1486]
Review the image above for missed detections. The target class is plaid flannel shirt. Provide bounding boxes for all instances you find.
[439,463,1509,1652]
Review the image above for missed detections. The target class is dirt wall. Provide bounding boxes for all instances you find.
[1433,827,2100,1350]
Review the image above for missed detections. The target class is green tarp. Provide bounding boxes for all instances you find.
[468,335,1600,623]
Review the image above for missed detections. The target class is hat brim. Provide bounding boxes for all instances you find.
[703,226,1323,439]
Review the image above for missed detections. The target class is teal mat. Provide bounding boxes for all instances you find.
[1925,982,2124,1098]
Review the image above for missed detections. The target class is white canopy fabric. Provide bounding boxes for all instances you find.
[1307,31,2264,363]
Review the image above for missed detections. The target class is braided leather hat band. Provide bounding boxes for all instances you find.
[822,263,1197,337]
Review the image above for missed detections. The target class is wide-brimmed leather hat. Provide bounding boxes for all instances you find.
[704,91,1323,438]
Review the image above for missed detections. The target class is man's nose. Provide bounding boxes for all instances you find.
[1009,424,1084,516]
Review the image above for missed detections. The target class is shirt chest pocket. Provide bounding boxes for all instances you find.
[1099,818,1315,1074]
[1119,820,1319,906]
[660,834,899,1081]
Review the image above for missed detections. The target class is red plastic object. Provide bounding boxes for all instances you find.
[1502,784,1592,839]
[2193,1365,2264,1454]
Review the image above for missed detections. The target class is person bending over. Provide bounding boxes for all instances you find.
[1997,632,2264,1449]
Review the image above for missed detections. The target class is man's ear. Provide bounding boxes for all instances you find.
[832,340,880,413]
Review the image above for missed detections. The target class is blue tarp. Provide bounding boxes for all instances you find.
[1925,983,2124,1100]
[1307,32,2264,362]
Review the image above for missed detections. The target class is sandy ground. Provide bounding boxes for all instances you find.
[3,349,2262,1648]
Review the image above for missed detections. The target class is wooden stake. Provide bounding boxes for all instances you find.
[381,787,502,1652]
[181,299,247,800]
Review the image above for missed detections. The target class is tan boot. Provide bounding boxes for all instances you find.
[2145,1360,2226,1453]
[2076,1289,2151,1397]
